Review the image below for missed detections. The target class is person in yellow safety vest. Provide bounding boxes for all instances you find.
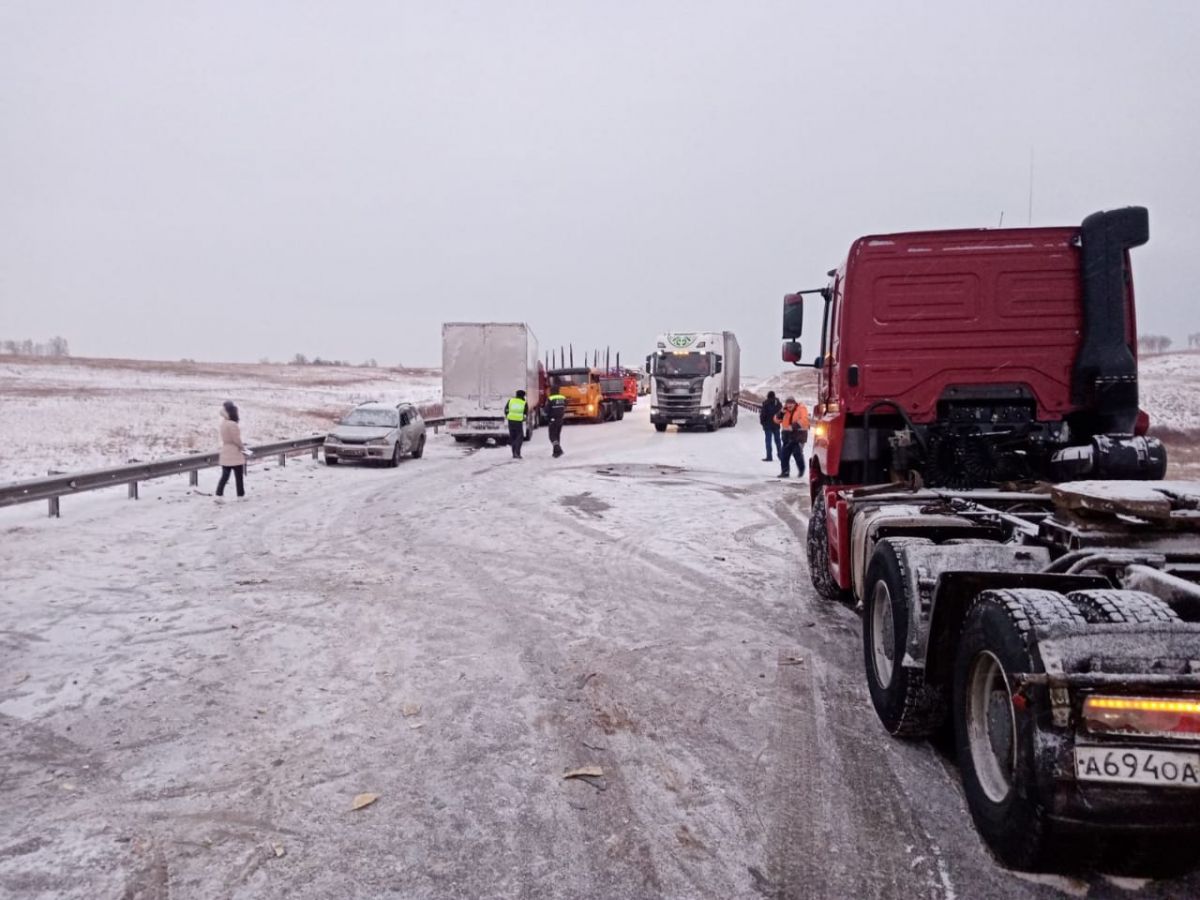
[773,396,809,478]
[546,391,567,458]
[504,389,528,459]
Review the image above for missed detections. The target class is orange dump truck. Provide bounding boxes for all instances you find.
[548,368,625,422]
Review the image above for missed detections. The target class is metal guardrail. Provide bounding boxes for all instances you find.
[0,437,331,517]
[2,416,453,518]
[738,393,763,413]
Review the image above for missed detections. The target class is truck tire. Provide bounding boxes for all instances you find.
[863,539,945,737]
[623,400,633,412]
[806,489,851,604]
[654,423,667,433]
[1067,589,1181,624]
[953,589,1087,870]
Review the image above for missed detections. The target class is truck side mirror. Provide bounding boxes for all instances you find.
[714,356,723,374]
[783,293,804,340]
[783,341,804,365]
[644,354,653,374]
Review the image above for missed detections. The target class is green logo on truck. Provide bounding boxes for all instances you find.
[668,334,695,348]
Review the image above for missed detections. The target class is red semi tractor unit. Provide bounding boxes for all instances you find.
[783,207,1200,870]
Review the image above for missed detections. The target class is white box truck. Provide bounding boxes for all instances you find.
[443,323,542,443]
[647,331,740,432]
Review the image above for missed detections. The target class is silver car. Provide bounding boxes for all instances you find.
[324,401,426,467]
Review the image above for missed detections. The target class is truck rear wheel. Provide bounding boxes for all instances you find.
[863,539,944,737]
[953,589,1087,870]
[806,489,851,604]
[1067,589,1181,624]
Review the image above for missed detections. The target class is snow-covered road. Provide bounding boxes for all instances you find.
[2,409,1196,899]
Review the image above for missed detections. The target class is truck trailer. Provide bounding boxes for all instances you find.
[442,322,541,443]
[647,331,740,432]
[784,207,1200,870]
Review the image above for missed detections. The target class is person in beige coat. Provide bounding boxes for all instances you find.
[216,400,251,498]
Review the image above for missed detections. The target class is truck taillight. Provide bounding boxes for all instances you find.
[1083,695,1200,739]
[1134,409,1150,436]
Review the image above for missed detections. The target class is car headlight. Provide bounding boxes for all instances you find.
[325,435,339,445]
[366,438,390,446]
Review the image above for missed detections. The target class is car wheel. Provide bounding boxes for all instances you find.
[412,434,426,459]
[389,443,401,467]
[325,455,338,466]
[654,423,667,433]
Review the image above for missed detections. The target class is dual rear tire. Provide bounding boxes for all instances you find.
[859,537,1185,871]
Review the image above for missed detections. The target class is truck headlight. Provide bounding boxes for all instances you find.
[700,406,712,413]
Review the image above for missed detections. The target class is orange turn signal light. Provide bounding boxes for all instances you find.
[1083,695,1200,739]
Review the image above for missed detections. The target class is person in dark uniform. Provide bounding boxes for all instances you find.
[504,389,528,459]
[759,390,782,462]
[546,390,567,457]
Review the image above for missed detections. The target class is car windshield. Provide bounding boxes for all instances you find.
[657,353,712,377]
[340,409,398,427]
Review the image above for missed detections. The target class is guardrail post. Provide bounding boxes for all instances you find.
[128,481,139,500]
[278,452,287,467]
[48,497,60,518]
[311,447,319,460]
[189,470,199,487]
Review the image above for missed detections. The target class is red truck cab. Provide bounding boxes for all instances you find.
[784,207,1163,499]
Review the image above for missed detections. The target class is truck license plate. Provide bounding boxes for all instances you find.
[1075,746,1200,788]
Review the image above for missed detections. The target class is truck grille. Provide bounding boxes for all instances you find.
[657,393,701,414]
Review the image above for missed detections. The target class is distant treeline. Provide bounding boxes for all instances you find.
[1140,333,1200,353]
[286,353,381,368]
[1,336,70,357]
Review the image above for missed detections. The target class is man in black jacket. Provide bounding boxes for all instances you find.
[759,390,782,462]
[546,391,567,457]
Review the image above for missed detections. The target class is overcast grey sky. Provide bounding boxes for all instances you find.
[3,1,1198,373]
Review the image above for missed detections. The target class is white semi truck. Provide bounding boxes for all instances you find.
[442,323,542,443]
[647,331,740,432]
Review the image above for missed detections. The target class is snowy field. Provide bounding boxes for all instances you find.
[3,407,1196,899]
[2,352,1193,486]
[0,356,441,483]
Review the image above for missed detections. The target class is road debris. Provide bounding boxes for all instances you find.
[351,793,379,811]
[563,766,604,779]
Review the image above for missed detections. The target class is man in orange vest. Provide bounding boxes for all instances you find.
[774,396,809,478]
